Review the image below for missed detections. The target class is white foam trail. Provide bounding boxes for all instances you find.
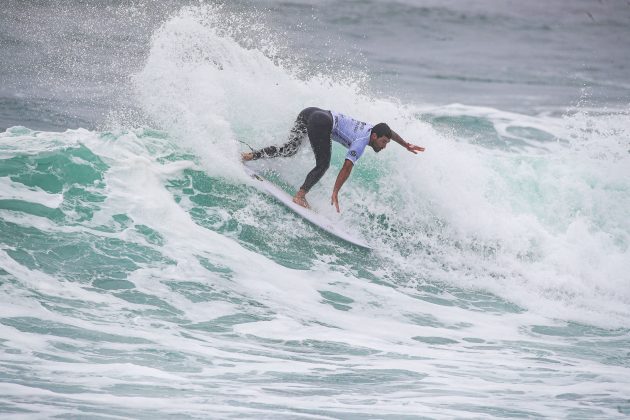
[0,177,63,208]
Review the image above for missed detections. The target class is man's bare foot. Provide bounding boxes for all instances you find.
[292,189,310,209]
[241,152,254,161]
[292,196,310,209]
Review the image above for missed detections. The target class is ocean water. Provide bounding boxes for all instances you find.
[1,1,630,418]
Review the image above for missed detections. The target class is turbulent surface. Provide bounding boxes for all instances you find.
[1,1,630,418]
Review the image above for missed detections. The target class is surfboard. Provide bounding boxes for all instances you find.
[243,165,371,250]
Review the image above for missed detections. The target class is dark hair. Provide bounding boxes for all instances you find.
[371,123,392,138]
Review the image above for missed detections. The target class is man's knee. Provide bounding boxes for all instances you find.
[313,162,330,176]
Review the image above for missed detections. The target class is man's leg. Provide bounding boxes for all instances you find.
[292,110,333,208]
[242,111,309,161]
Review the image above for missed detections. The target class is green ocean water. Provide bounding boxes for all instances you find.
[1,117,629,417]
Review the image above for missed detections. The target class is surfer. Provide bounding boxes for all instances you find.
[242,107,424,212]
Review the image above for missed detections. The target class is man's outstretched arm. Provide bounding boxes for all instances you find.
[331,159,354,213]
[391,130,425,154]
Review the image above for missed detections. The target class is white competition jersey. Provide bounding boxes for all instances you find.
[330,111,373,164]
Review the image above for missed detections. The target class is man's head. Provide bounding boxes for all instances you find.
[370,123,392,152]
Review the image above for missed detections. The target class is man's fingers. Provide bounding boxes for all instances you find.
[331,195,340,213]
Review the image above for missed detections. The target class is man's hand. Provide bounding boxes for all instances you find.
[331,191,340,213]
[331,160,353,213]
[391,131,425,154]
[405,142,425,154]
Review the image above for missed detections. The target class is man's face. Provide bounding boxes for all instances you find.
[371,134,390,153]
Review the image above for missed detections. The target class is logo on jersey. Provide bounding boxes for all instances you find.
[353,121,366,132]
[349,150,357,157]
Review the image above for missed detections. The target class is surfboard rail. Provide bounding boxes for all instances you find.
[243,165,371,250]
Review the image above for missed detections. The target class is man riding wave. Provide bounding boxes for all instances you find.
[242,107,425,212]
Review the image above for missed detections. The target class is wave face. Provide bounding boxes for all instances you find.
[1,3,630,418]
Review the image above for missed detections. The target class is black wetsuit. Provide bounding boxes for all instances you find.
[251,107,333,192]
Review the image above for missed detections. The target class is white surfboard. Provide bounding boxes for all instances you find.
[244,165,371,250]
